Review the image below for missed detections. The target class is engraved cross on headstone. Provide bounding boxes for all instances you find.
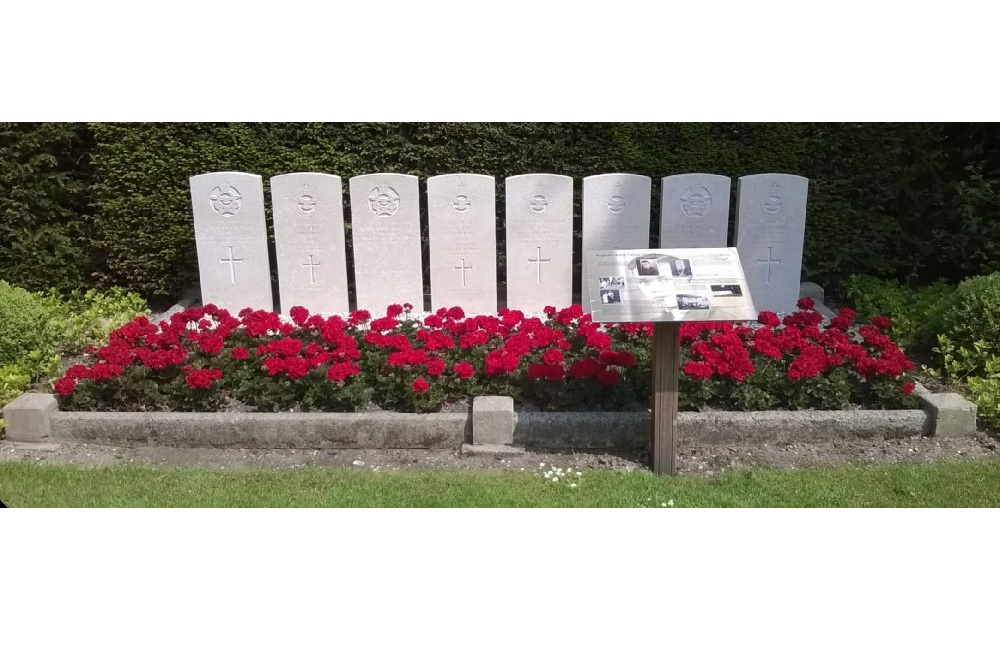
[528,246,550,284]
[221,246,243,284]
[758,246,780,284]
[303,255,320,284]
[454,259,472,287]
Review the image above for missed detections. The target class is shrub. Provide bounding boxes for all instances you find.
[925,334,1000,431]
[844,275,954,351]
[0,122,96,293]
[938,273,1000,352]
[0,281,62,365]
[41,287,149,355]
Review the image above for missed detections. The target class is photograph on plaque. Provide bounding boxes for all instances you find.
[586,247,757,323]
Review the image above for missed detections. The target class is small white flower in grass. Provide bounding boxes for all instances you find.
[576,472,582,477]
[551,477,559,483]
[567,468,572,473]
[570,483,577,489]
[539,462,546,468]
[668,499,674,507]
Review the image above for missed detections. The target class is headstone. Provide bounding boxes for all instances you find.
[189,171,273,313]
[734,173,809,313]
[582,174,651,312]
[348,173,423,315]
[427,174,498,313]
[505,174,574,313]
[270,172,349,315]
[659,173,731,248]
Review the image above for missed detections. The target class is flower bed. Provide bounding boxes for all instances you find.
[52,298,918,414]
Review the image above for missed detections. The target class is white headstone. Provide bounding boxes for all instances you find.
[349,173,423,315]
[505,174,574,313]
[734,173,809,313]
[659,173,732,248]
[427,174,497,313]
[189,171,273,313]
[582,173,651,312]
[270,172,349,315]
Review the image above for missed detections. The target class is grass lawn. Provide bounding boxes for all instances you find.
[2,459,1000,507]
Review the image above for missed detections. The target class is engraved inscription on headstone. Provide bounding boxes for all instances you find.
[581,174,652,312]
[190,171,273,313]
[734,173,809,313]
[349,173,423,315]
[427,174,498,313]
[505,174,573,312]
[659,174,732,248]
[271,172,349,315]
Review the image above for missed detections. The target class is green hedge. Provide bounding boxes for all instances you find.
[2,122,998,301]
[86,122,805,298]
[0,123,95,293]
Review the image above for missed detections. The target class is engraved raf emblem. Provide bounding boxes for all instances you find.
[296,185,317,214]
[600,183,626,215]
[450,180,474,214]
[526,184,549,215]
[680,185,712,218]
[368,185,400,217]
[762,182,783,215]
[210,183,242,217]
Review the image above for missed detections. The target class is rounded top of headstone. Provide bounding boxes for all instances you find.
[506,173,573,183]
[583,173,651,183]
[349,173,419,184]
[190,171,262,186]
[427,173,495,184]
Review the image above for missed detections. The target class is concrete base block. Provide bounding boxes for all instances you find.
[799,282,835,318]
[473,396,515,445]
[799,281,825,304]
[2,393,58,443]
[462,443,525,457]
[915,385,978,437]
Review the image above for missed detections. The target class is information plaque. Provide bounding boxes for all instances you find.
[585,247,757,476]
[586,247,757,324]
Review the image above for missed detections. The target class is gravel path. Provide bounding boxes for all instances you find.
[2,431,997,476]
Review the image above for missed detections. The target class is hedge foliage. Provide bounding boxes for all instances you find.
[2,123,998,300]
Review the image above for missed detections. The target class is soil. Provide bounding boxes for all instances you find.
[3,431,998,476]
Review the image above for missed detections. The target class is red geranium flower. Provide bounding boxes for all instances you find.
[542,348,565,366]
[198,334,225,355]
[872,315,892,330]
[902,381,915,395]
[596,369,620,385]
[412,377,429,393]
[796,297,815,311]
[327,362,360,383]
[185,368,223,390]
[569,357,600,379]
[757,311,781,328]
[453,362,475,380]
[64,364,91,380]
[54,377,76,396]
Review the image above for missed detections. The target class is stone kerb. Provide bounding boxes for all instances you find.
[5,392,976,450]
